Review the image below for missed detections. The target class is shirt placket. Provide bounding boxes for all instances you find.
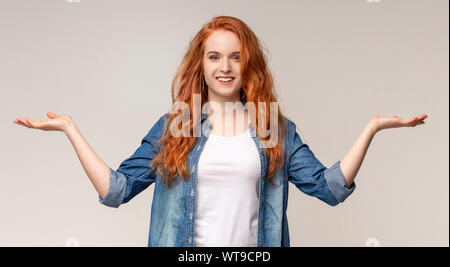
[185,116,210,247]
[249,123,267,247]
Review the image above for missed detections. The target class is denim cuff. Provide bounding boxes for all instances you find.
[98,168,127,208]
[324,161,356,203]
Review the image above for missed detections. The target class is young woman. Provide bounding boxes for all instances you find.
[13,16,427,247]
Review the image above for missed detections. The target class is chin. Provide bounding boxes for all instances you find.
[210,87,240,98]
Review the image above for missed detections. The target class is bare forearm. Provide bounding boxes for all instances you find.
[340,119,378,188]
[64,122,110,199]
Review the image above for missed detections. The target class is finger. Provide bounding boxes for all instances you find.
[47,112,57,118]
[17,118,30,128]
[418,114,428,120]
[28,118,41,126]
[25,118,35,128]
[410,115,425,123]
[413,122,425,127]
[24,118,32,127]
[411,114,427,122]
[13,119,23,125]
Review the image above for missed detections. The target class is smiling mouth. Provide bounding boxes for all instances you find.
[216,77,235,82]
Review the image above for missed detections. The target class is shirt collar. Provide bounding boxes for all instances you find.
[201,112,208,121]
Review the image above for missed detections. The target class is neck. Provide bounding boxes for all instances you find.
[207,95,241,111]
[205,97,248,137]
[207,89,242,118]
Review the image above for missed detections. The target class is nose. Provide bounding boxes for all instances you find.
[220,58,232,74]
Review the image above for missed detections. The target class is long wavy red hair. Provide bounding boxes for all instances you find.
[152,16,286,187]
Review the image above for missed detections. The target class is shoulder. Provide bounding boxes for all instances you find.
[281,115,297,139]
[143,113,169,141]
[156,112,169,126]
[281,115,304,156]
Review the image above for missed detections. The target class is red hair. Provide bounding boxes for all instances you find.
[152,16,286,187]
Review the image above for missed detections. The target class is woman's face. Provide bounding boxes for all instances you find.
[202,30,243,103]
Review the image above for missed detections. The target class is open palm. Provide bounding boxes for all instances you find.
[13,112,73,132]
[373,114,428,132]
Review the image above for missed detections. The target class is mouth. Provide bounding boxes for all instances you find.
[216,76,235,85]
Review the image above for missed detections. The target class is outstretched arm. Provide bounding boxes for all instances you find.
[14,113,111,199]
[340,114,428,188]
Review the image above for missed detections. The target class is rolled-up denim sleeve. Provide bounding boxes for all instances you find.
[324,160,355,203]
[287,123,355,206]
[99,113,167,208]
[98,168,127,208]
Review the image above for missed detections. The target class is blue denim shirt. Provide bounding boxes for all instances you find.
[99,112,356,247]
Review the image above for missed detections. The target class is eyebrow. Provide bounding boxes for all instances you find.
[206,51,240,55]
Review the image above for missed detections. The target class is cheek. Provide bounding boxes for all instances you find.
[202,64,213,83]
[203,74,216,90]
[204,61,216,73]
[235,76,243,88]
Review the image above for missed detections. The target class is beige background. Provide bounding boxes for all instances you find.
[1,0,448,247]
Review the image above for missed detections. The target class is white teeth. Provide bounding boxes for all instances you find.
[217,77,233,82]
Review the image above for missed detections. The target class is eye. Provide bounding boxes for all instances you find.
[209,55,219,60]
[232,55,240,61]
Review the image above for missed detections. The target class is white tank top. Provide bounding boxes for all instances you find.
[194,128,261,247]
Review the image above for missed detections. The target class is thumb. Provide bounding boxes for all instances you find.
[47,112,57,118]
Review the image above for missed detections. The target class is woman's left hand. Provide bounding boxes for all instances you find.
[372,114,428,132]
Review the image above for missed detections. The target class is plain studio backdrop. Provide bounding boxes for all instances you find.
[0,0,448,247]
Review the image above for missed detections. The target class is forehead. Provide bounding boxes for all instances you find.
[204,30,241,52]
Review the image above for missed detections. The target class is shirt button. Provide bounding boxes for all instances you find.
[261,199,264,204]
[260,221,263,226]
[190,213,193,220]
[190,189,194,196]
[189,237,192,244]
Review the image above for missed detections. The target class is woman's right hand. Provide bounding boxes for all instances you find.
[13,112,73,132]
